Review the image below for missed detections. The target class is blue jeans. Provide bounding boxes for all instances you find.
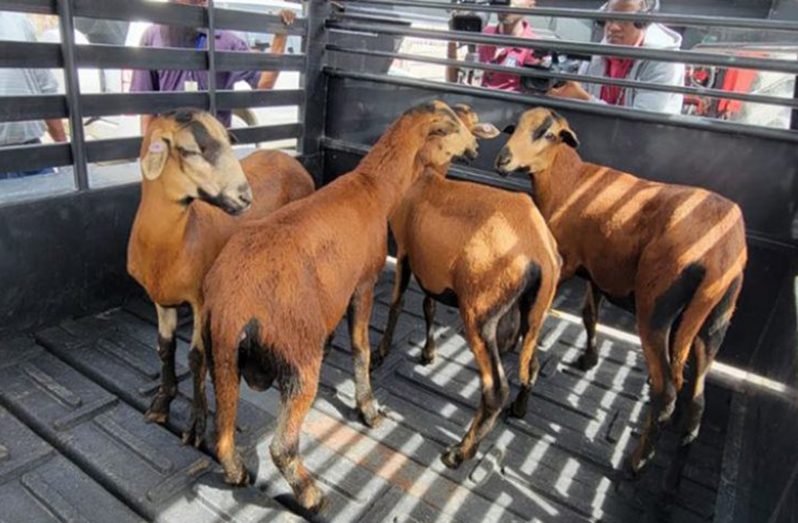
[0,167,54,180]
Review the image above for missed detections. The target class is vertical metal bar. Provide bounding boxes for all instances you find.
[57,0,89,191]
[207,0,217,118]
[791,77,798,131]
[299,0,331,185]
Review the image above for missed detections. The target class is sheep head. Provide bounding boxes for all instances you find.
[140,108,253,215]
[495,107,579,177]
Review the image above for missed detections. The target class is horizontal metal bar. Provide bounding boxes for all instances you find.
[328,45,798,110]
[216,89,304,110]
[76,45,206,70]
[85,137,142,164]
[0,143,72,172]
[229,123,302,144]
[72,0,205,28]
[215,8,307,36]
[0,0,55,15]
[327,20,798,75]
[322,136,531,192]
[0,42,62,69]
[215,51,306,72]
[337,0,798,32]
[0,95,67,122]
[81,92,209,117]
[325,67,798,144]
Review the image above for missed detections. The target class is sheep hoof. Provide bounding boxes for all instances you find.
[144,393,173,424]
[181,415,206,448]
[574,352,598,371]
[441,445,465,469]
[224,466,250,487]
[625,449,655,479]
[419,351,435,366]
[370,353,386,370]
[358,407,384,429]
[299,484,327,514]
[508,393,529,419]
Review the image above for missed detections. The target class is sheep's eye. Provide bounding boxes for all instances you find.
[177,146,200,157]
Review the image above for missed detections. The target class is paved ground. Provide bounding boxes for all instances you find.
[0,272,730,522]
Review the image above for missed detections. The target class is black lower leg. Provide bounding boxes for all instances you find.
[146,334,178,423]
[577,282,601,370]
[183,346,208,447]
[421,296,437,365]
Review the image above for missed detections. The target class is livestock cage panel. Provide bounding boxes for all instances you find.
[320,1,798,521]
[0,0,797,521]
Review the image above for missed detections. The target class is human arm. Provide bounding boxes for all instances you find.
[256,9,296,90]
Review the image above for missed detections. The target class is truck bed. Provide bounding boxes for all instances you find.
[0,272,730,523]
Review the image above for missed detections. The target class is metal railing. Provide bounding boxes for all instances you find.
[0,0,313,192]
[327,0,798,143]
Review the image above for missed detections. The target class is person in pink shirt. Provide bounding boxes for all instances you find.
[447,0,539,93]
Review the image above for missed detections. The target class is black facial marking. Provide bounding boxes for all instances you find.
[168,107,199,124]
[187,121,222,165]
[651,263,706,332]
[532,115,555,141]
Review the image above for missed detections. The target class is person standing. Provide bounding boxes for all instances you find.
[130,0,297,132]
[0,11,67,179]
[548,0,685,113]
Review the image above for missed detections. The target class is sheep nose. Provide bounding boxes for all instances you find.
[496,147,512,168]
[238,184,253,207]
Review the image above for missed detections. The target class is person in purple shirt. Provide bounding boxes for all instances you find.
[131,0,296,132]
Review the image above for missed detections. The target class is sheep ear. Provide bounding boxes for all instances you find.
[559,128,579,149]
[472,123,501,139]
[502,124,516,135]
[142,132,171,181]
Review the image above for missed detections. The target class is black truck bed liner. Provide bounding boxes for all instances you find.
[0,274,732,522]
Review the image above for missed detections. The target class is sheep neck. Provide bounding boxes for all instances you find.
[356,116,430,217]
[135,178,192,245]
[534,145,588,221]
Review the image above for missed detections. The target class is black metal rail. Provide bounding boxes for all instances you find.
[337,0,798,32]
[0,0,309,188]
[327,20,798,75]
[328,45,798,110]
[325,68,798,144]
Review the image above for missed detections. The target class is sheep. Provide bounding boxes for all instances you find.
[374,104,562,469]
[495,107,747,488]
[127,108,314,447]
[201,100,476,512]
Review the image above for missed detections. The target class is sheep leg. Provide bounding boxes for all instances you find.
[665,313,730,492]
[420,296,437,365]
[496,305,521,354]
[442,314,509,469]
[212,335,248,487]
[577,280,602,371]
[348,282,384,428]
[627,325,676,476]
[373,255,411,369]
[509,277,555,419]
[270,359,326,513]
[145,305,179,424]
[182,303,208,448]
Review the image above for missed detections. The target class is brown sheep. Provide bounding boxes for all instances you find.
[202,101,476,511]
[495,107,747,488]
[374,104,562,468]
[127,108,314,446]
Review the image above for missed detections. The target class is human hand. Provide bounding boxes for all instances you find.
[547,81,591,101]
[278,9,296,26]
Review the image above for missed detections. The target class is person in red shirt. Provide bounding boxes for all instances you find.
[548,0,684,113]
[447,0,538,93]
